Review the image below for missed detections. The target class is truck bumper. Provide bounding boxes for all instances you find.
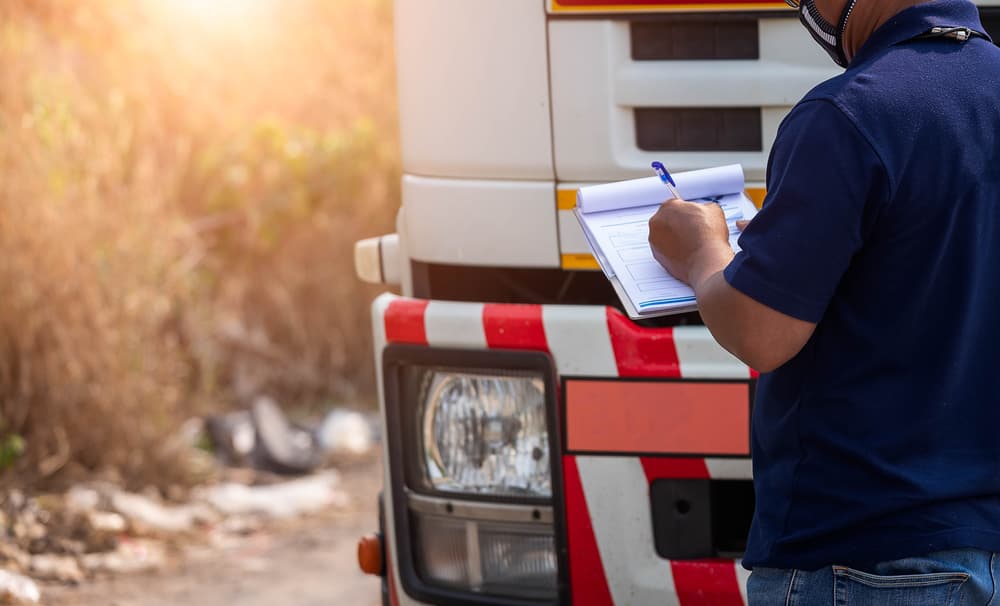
[372,293,756,606]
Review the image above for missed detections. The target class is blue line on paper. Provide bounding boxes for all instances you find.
[638,296,697,308]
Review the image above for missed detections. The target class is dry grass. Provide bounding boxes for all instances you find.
[0,0,399,489]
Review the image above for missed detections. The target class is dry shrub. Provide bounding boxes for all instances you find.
[0,0,398,489]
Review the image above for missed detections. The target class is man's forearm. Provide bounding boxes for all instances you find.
[686,244,752,365]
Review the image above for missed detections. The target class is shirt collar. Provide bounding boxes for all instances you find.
[849,0,991,68]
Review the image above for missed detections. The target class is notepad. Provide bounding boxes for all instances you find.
[575,164,758,319]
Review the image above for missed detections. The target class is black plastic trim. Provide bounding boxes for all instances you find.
[379,492,390,606]
[382,345,570,606]
[560,376,755,458]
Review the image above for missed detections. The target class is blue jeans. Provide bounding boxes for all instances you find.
[748,549,1000,605]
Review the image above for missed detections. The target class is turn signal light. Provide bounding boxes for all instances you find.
[357,534,384,576]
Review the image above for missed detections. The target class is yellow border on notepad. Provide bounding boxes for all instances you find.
[557,186,769,270]
[550,1,789,13]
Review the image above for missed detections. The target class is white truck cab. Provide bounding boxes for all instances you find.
[355,2,1000,604]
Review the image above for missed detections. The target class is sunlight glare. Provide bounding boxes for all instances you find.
[153,0,276,30]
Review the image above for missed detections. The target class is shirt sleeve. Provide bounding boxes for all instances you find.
[724,99,891,323]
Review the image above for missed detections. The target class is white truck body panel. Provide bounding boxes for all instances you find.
[401,175,560,267]
[394,0,554,180]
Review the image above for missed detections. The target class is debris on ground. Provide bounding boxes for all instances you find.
[206,400,377,475]
[0,400,375,604]
[80,538,167,575]
[316,409,375,456]
[28,554,84,584]
[0,541,30,572]
[195,471,347,519]
[109,491,217,536]
[205,411,257,468]
[249,396,323,475]
[0,569,40,604]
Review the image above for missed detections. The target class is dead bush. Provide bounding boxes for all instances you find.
[0,0,398,489]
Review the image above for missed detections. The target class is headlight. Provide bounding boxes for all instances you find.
[417,369,550,498]
[412,511,558,601]
[383,346,561,604]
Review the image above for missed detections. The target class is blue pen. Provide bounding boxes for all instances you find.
[651,161,683,200]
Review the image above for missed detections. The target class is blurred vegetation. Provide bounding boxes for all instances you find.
[0,0,399,489]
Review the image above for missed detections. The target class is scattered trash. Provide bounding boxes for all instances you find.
[207,398,377,474]
[87,511,126,535]
[0,542,30,572]
[110,491,217,536]
[0,570,40,604]
[217,515,262,536]
[28,554,83,584]
[80,538,167,575]
[316,409,375,456]
[64,486,102,513]
[205,410,257,467]
[195,471,347,519]
[0,399,372,594]
[250,396,323,474]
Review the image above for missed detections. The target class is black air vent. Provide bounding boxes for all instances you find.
[631,17,759,60]
[635,107,762,152]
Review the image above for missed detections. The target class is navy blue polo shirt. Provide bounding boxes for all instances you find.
[725,0,1000,570]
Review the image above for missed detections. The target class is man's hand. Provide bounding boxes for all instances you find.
[648,199,732,286]
[647,201,816,373]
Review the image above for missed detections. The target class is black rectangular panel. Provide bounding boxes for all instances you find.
[650,479,713,559]
[631,18,759,60]
[635,107,762,152]
[650,479,755,559]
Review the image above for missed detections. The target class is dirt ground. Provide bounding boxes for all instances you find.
[44,458,385,606]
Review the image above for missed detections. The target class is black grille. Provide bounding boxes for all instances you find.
[631,17,759,61]
[635,107,762,152]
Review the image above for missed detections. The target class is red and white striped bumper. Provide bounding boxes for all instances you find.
[373,293,755,606]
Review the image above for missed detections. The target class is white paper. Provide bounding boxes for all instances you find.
[576,164,745,214]
[575,165,757,318]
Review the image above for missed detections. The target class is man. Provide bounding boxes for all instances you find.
[648,0,1000,602]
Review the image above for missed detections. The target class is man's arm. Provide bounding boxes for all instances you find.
[649,199,816,373]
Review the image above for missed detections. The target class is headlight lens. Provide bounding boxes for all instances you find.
[418,369,550,498]
[412,512,558,600]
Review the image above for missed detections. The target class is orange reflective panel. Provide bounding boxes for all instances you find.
[565,380,750,456]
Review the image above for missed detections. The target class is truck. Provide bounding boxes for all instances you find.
[353,1,1000,604]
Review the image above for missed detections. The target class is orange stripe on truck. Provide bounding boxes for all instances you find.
[565,379,750,456]
[746,187,766,208]
[561,253,602,270]
[557,189,578,211]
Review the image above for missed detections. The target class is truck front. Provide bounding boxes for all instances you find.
[354,2,1000,605]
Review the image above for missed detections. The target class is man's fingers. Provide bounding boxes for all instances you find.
[736,219,750,231]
